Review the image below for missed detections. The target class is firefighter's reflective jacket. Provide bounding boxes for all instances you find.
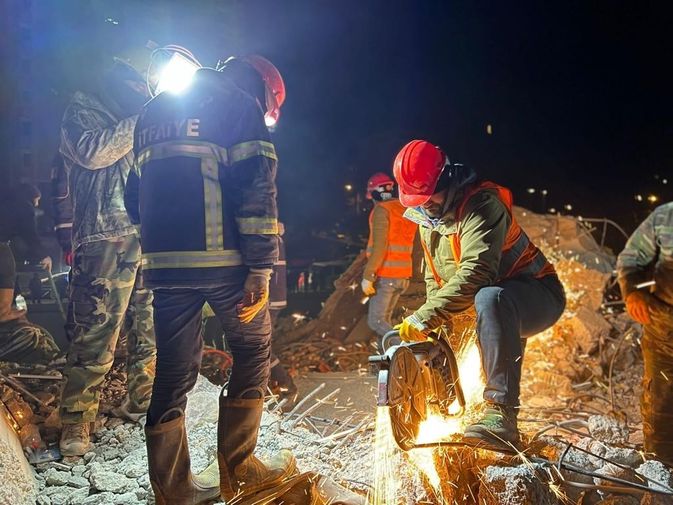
[124,69,279,288]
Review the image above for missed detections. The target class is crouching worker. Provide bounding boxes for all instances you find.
[0,183,59,364]
[392,140,566,450]
[125,53,296,504]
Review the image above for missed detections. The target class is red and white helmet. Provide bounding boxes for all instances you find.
[241,55,286,127]
[366,172,395,200]
[393,140,447,207]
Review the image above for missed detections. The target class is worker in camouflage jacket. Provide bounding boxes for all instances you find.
[57,59,156,456]
[617,201,673,466]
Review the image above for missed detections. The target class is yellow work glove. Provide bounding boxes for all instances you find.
[625,291,652,325]
[361,278,376,296]
[237,268,272,324]
[394,315,429,342]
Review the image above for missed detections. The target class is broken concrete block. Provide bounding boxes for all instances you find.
[67,474,90,489]
[66,487,90,504]
[479,464,560,505]
[567,306,612,354]
[637,461,673,493]
[89,466,139,494]
[44,468,71,486]
[588,415,630,445]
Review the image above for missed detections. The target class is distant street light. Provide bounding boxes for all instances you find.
[344,184,353,192]
[564,204,573,212]
[647,194,659,204]
[526,188,536,194]
[635,194,643,202]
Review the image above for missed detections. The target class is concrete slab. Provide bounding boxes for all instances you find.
[292,371,378,421]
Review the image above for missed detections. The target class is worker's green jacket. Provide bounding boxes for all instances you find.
[617,202,673,307]
[124,69,278,288]
[404,185,546,329]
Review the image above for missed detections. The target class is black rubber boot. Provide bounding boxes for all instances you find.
[145,409,220,505]
[218,393,297,502]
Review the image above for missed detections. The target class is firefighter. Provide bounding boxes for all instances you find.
[58,59,157,456]
[0,183,59,363]
[392,140,566,449]
[125,55,296,504]
[361,173,417,342]
[617,202,673,466]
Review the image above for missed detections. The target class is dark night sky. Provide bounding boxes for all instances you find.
[3,1,673,257]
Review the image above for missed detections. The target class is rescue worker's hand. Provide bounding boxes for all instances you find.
[40,256,52,272]
[394,315,429,342]
[625,291,652,325]
[237,268,272,324]
[361,278,376,296]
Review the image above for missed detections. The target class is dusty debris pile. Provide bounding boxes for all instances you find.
[3,207,671,505]
[31,375,370,505]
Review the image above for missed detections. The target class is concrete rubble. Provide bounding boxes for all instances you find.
[3,207,673,504]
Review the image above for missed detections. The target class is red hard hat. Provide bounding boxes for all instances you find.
[241,55,286,127]
[366,172,395,198]
[393,140,447,207]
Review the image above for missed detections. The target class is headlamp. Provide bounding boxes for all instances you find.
[156,52,200,95]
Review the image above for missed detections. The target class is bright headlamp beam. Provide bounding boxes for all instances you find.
[157,53,199,95]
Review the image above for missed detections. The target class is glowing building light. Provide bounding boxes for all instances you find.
[647,194,659,204]
[526,188,536,194]
[564,204,573,211]
[344,184,353,191]
[635,194,643,202]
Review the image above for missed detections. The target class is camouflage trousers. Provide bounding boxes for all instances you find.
[641,304,673,466]
[0,316,60,364]
[60,235,156,424]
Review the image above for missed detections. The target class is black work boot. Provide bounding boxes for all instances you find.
[218,391,297,502]
[462,403,520,450]
[145,408,220,505]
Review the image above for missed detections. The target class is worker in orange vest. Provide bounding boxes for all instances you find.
[392,140,566,450]
[361,173,417,340]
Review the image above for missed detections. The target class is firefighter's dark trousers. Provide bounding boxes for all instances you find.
[642,305,673,466]
[147,274,272,426]
[475,273,566,407]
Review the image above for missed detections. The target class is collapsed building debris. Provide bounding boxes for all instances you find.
[2,207,672,504]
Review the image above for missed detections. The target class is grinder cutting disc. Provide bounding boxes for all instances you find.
[387,346,428,451]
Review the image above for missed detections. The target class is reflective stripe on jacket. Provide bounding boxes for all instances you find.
[365,199,417,280]
[125,69,279,288]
